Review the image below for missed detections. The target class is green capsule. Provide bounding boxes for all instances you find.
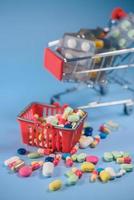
[27,152,43,159]
[65,170,74,178]
[66,174,78,185]
[120,164,134,172]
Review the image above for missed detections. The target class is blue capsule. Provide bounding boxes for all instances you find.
[62,153,70,160]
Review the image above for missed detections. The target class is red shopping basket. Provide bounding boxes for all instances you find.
[17,102,87,153]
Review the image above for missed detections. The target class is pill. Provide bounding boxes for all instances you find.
[71,154,77,161]
[95,39,104,49]
[79,136,93,148]
[4,156,20,166]
[65,157,73,167]
[99,132,107,139]
[65,170,74,178]
[64,123,72,129]
[128,29,134,39]
[86,155,99,165]
[17,148,27,155]
[76,109,85,117]
[62,153,70,160]
[97,168,104,174]
[10,160,25,172]
[105,167,116,180]
[120,164,134,172]
[66,174,79,185]
[81,41,90,52]
[116,156,132,164]
[90,137,100,148]
[49,179,62,191]
[19,166,32,177]
[118,38,126,48]
[31,162,42,171]
[112,151,124,159]
[27,152,43,159]
[84,126,93,136]
[70,145,79,155]
[116,169,126,178]
[99,170,110,182]
[67,38,77,49]
[45,157,54,162]
[53,158,60,166]
[67,114,80,122]
[90,170,98,182]
[103,152,113,162]
[42,162,54,177]
[111,29,120,38]
[77,153,87,163]
[71,168,83,178]
[99,125,111,134]
[81,162,95,172]
[63,106,73,116]
[46,116,58,126]
[120,20,131,31]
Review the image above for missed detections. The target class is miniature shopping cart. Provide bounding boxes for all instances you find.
[44,42,134,115]
[17,102,87,153]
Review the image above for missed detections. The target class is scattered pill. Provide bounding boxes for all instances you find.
[105,167,116,180]
[120,164,134,172]
[90,170,98,182]
[42,162,54,177]
[77,153,87,163]
[99,170,110,182]
[66,174,79,185]
[86,155,99,165]
[103,152,114,162]
[28,152,43,159]
[49,179,62,191]
[4,156,20,166]
[19,166,32,177]
[81,162,95,172]
[17,148,27,155]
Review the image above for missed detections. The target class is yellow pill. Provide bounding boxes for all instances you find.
[81,162,95,172]
[49,180,62,191]
[95,39,104,49]
[99,171,110,182]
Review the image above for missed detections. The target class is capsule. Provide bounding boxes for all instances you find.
[42,162,54,177]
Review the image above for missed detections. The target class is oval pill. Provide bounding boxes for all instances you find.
[49,179,62,191]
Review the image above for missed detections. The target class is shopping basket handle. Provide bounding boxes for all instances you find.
[53,102,68,110]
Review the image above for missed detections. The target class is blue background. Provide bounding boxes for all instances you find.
[0,0,134,200]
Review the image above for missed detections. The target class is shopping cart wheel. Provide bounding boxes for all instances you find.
[99,83,108,95]
[124,103,133,115]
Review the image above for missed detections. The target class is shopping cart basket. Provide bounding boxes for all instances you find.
[17,102,87,153]
[44,42,134,115]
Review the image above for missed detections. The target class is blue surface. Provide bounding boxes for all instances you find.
[0,0,134,200]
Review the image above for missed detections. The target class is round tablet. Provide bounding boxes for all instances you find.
[17,148,27,155]
[128,29,134,39]
[19,166,32,177]
[67,38,77,49]
[81,41,90,52]
[86,155,99,165]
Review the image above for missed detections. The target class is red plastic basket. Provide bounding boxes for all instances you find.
[17,102,87,153]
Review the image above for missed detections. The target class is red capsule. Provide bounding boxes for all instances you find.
[124,157,132,164]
